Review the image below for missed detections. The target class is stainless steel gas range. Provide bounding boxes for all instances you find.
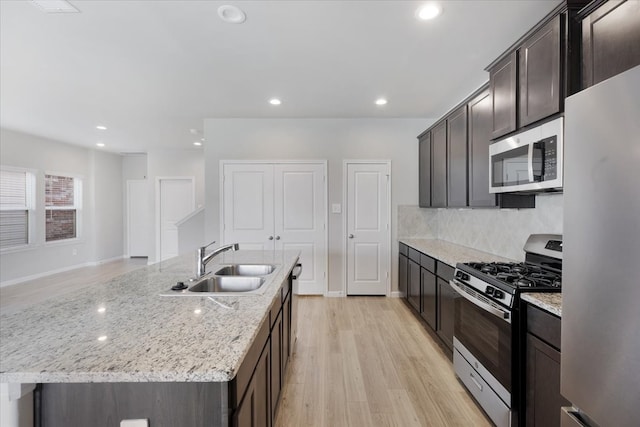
[450,234,562,427]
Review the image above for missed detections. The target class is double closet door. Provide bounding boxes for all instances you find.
[221,162,327,295]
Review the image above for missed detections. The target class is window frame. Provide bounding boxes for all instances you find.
[44,172,83,244]
[0,165,37,252]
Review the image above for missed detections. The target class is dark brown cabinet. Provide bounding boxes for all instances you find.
[490,52,518,139]
[270,306,282,423]
[398,243,408,297]
[467,87,498,207]
[581,0,640,88]
[431,121,447,208]
[407,256,421,313]
[235,342,271,427]
[519,15,562,127]
[435,262,456,353]
[447,106,468,207]
[524,304,568,427]
[420,255,437,330]
[418,131,431,207]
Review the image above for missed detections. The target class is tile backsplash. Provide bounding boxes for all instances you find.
[398,193,563,261]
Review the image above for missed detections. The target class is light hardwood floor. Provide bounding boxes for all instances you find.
[276,296,491,427]
[0,257,148,315]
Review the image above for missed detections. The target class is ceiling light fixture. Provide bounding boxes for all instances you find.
[375,98,388,106]
[416,3,442,20]
[96,142,105,147]
[31,0,80,14]
[193,141,202,146]
[96,125,107,130]
[218,5,246,24]
[269,98,282,106]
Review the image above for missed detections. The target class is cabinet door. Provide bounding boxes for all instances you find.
[270,310,282,421]
[235,343,271,427]
[447,105,468,207]
[519,15,561,127]
[407,259,421,312]
[282,293,291,373]
[526,333,569,427]
[490,51,517,139]
[398,253,408,297]
[582,0,640,88]
[431,121,447,207]
[420,268,437,330]
[436,278,457,352]
[468,88,497,207]
[418,132,431,207]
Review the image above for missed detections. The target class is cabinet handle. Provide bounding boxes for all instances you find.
[348,234,354,239]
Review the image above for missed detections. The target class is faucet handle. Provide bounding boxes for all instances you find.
[200,240,216,251]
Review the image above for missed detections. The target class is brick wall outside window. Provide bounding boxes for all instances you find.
[45,174,79,241]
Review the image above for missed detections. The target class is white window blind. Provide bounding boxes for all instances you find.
[45,174,81,242]
[0,168,35,249]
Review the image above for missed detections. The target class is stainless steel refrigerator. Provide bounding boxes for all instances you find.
[561,64,640,426]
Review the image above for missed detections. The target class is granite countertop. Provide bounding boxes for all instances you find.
[399,238,516,266]
[521,293,562,317]
[0,250,300,384]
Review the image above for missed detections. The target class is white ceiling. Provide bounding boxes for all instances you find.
[0,0,561,153]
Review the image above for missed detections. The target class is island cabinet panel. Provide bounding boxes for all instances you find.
[430,121,448,208]
[446,105,468,207]
[467,88,498,207]
[282,291,291,371]
[490,51,518,139]
[582,0,640,88]
[234,342,271,427]
[40,382,228,427]
[270,307,283,422]
[519,15,561,127]
[418,131,431,207]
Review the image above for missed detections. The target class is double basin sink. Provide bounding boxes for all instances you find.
[164,264,277,296]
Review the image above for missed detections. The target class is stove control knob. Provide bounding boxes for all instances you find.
[456,271,469,281]
[494,289,504,299]
[485,286,494,296]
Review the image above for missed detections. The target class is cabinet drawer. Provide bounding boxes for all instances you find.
[436,261,455,282]
[420,254,435,273]
[399,242,408,256]
[408,248,421,263]
[527,303,561,350]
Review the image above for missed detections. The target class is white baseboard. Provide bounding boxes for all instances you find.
[0,255,126,288]
[325,290,345,297]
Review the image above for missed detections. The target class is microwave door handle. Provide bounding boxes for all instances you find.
[449,279,511,323]
[527,141,534,183]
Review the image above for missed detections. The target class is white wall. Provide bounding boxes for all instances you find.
[0,128,124,285]
[146,148,205,264]
[203,118,431,294]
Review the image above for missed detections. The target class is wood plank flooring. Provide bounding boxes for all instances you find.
[0,258,148,315]
[275,296,491,427]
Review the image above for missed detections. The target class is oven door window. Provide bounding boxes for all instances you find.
[491,145,530,187]
[455,296,511,392]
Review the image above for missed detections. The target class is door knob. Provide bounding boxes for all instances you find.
[275,236,281,240]
[348,234,354,239]
[268,236,274,240]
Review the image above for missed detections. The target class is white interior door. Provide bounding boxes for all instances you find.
[159,178,194,261]
[127,180,149,257]
[274,163,327,295]
[346,162,390,296]
[222,164,275,250]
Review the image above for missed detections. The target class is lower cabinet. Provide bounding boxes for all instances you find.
[436,277,457,352]
[420,267,437,330]
[235,342,271,427]
[524,303,568,427]
[270,308,282,423]
[407,258,421,312]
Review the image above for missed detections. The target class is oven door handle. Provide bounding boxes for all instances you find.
[449,279,511,323]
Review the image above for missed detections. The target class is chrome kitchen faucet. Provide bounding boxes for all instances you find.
[197,241,239,278]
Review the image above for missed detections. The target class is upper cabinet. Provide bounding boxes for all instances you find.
[468,88,498,207]
[431,121,448,208]
[489,52,518,139]
[519,15,561,127]
[418,131,431,208]
[581,0,640,88]
[447,105,468,207]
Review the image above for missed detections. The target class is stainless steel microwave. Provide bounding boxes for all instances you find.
[489,117,563,193]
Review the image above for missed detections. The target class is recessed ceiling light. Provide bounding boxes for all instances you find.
[269,98,282,106]
[96,125,107,130]
[416,3,442,20]
[97,335,107,341]
[218,5,246,24]
[375,98,388,106]
[96,142,105,147]
[31,0,80,14]
[193,141,202,146]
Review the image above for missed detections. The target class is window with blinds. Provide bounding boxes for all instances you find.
[45,174,82,242]
[0,168,35,250]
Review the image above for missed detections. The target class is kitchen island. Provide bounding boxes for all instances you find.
[0,249,300,426]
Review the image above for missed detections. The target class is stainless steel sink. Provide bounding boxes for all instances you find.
[188,276,265,293]
[214,264,275,276]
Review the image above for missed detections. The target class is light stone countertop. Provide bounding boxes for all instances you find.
[399,239,516,266]
[521,293,562,317]
[0,250,300,384]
